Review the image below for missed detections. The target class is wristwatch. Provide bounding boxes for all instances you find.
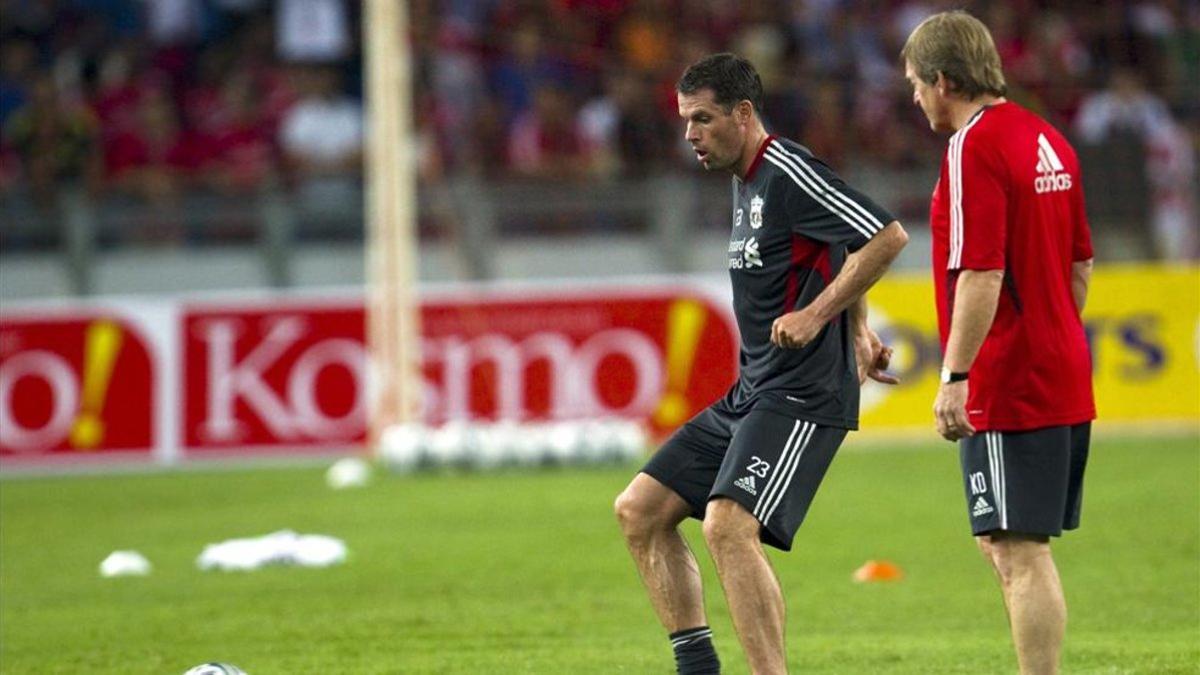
[940,367,969,384]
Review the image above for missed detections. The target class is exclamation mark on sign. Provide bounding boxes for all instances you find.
[70,320,123,449]
[653,300,707,428]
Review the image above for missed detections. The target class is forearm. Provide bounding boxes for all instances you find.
[807,221,908,324]
[943,269,1004,372]
[848,296,869,333]
[1071,258,1093,315]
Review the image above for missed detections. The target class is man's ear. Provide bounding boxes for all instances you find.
[935,72,954,96]
[736,99,754,125]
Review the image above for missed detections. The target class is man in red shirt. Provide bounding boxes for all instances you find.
[902,11,1095,674]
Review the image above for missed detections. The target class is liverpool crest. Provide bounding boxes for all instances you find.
[750,195,764,229]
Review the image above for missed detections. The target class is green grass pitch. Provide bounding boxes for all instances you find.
[2,435,1196,674]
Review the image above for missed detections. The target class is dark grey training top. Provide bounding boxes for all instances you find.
[722,135,895,429]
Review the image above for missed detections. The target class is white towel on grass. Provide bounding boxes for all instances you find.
[196,530,346,571]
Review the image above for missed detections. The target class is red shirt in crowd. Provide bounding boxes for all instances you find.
[213,125,274,189]
[103,128,210,177]
[930,101,1096,432]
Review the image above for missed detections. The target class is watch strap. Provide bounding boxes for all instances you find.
[941,367,969,383]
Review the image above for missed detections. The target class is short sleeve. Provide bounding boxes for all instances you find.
[1071,180,1094,261]
[764,143,894,250]
[950,134,1007,270]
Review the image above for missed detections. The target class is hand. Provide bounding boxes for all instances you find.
[933,380,975,441]
[853,327,900,385]
[771,308,824,349]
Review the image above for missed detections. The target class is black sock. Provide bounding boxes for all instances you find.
[669,625,720,674]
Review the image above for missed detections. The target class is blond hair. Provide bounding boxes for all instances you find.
[901,10,1007,99]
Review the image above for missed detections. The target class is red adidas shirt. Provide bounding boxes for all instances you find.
[930,101,1096,431]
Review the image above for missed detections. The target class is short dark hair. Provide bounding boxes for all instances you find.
[677,53,764,117]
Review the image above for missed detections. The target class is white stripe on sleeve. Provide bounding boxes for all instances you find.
[948,113,987,269]
[767,143,885,233]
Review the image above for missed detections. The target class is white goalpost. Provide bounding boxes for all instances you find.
[364,0,421,447]
[360,3,648,473]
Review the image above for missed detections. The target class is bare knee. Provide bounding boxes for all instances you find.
[614,475,688,540]
[613,488,648,536]
[987,534,1052,585]
[702,498,761,557]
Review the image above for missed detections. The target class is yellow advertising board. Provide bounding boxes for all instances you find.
[859,264,1200,431]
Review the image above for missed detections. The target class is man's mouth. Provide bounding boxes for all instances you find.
[695,149,709,162]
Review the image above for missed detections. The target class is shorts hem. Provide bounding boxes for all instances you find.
[638,468,706,520]
[708,491,794,552]
[971,524,1070,538]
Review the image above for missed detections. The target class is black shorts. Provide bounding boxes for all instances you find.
[641,401,847,551]
[959,422,1091,537]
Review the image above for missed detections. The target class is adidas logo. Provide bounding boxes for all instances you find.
[972,496,995,517]
[734,475,758,496]
[1034,133,1072,193]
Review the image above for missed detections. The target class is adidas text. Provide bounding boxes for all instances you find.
[1035,173,1073,193]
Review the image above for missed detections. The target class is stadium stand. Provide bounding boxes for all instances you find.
[1,0,1196,297]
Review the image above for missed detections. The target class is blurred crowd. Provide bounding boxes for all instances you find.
[1,0,1197,254]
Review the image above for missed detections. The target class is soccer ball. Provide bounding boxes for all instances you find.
[325,456,371,489]
[378,423,427,472]
[182,664,247,675]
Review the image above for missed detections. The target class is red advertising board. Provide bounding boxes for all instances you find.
[182,290,738,452]
[0,315,155,457]
[183,304,366,450]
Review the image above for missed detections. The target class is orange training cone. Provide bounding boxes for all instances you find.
[852,560,904,582]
